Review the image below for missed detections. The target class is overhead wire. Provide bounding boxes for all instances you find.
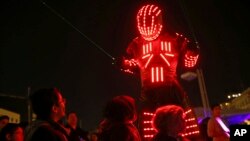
[40,0,115,61]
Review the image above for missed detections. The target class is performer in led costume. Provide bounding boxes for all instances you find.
[121,4,200,140]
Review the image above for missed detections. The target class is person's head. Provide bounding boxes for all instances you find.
[67,111,78,128]
[137,4,163,41]
[0,123,23,141]
[211,104,221,117]
[0,115,9,130]
[89,132,98,141]
[30,88,66,121]
[104,95,137,122]
[152,105,186,137]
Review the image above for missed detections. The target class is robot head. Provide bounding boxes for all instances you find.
[137,4,163,41]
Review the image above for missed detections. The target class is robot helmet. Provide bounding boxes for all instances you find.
[137,4,163,41]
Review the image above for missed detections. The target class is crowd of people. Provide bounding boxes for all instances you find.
[0,87,230,141]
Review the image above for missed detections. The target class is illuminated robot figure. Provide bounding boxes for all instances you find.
[121,4,200,140]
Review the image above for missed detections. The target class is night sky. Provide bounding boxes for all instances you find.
[1,0,250,130]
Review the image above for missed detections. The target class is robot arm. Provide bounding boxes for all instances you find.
[119,39,140,74]
[184,41,199,68]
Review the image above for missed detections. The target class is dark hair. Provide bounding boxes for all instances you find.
[104,95,137,122]
[30,88,61,119]
[0,115,9,121]
[0,123,21,141]
[210,103,220,110]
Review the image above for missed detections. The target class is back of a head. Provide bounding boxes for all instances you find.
[210,103,220,111]
[0,115,9,129]
[0,115,9,121]
[0,123,22,141]
[104,95,137,122]
[30,88,60,120]
[152,105,185,134]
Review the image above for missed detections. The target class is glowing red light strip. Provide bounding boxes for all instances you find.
[144,135,154,138]
[186,125,198,129]
[160,67,164,82]
[152,6,158,12]
[164,42,168,51]
[146,44,149,53]
[142,54,150,59]
[160,54,170,66]
[151,16,154,34]
[161,41,164,50]
[156,67,159,82]
[156,10,161,16]
[181,131,200,137]
[149,5,154,15]
[151,67,154,83]
[185,109,192,114]
[144,121,153,124]
[165,53,174,57]
[145,54,153,68]
[185,118,195,122]
[149,42,152,51]
[143,45,145,54]
[144,128,155,131]
[143,112,154,116]
[140,6,145,16]
[168,42,171,52]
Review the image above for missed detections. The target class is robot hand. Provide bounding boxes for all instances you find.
[184,50,199,68]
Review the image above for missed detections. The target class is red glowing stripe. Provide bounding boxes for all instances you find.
[185,118,195,122]
[185,109,192,114]
[142,54,150,59]
[186,125,198,129]
[160,54,170,66]
[151,67,154,83]
[145,54,153,68]
[156,10,161,16]
[143,45,145,54]
[144,135,154,138]
[146,44,149,53]
[164,42,168,51]
[152,6,158,12]
[160,67,164,82]
[168,42,171,52]
[144,128,155,131]
[161,41,164,50]
[149,5,154,15]
[165,53,174,57]
[156,67,159,82]
[143,112,154,116]
[149,42,152,51]
[143,121,153,124]
[151,16,154,34]
[140,6,145,16]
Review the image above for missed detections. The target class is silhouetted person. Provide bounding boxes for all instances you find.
[65,112,89,141]
[199,117,212,141]
[98,95,141,141]
[152,105,189,141]
[25,88,69,141]
[0,123,24,141]
[207,104,229,141]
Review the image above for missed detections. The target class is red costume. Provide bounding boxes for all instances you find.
[122,4,200,140]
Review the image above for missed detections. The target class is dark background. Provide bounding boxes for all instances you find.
[1,0,249,131]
